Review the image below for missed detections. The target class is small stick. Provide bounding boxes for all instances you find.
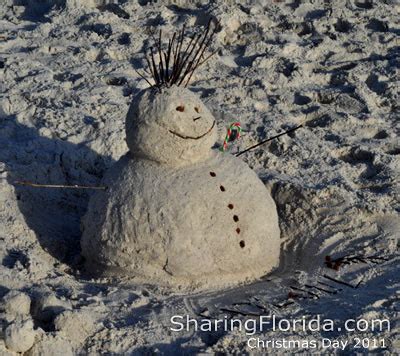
[174,33,200,85]
[133,68,153,88]
[172,33,198,84]
[290,286,320,298]
[317,280,342,291]
[163,39,171,81]
[184,20,217,87]
[236,124,303,157]
[220,307,260,317]
[323,274,357,289]
[196,49,218,67]
[304,284,338,295]
[170,29,183,83]
[13,180,107,190]
[158,29,165,82]
[149,47,160,85]
[165,34,176,82]
[174,25,186,74]
[355,278,364,288]
[145,53,156,83]
[180,20,213,86]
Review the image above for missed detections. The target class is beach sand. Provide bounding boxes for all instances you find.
[0,0,399,354]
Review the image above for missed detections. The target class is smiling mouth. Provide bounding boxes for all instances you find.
[169,120,215,140]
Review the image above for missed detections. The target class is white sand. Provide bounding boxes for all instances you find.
[0,0,399,354]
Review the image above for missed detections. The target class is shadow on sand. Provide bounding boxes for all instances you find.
[1,116,113,268]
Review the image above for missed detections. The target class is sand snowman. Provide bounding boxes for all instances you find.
[81,24,280,289]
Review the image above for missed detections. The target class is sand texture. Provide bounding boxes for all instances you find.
[0,0,399,354]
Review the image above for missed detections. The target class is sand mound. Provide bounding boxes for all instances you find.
[0,0,398,353]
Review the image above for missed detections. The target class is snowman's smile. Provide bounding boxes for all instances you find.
[169,120,215,140]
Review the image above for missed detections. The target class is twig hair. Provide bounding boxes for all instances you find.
[134,20,218,90]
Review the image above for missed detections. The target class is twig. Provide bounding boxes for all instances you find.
[133,68,153,87]
[13,180,107,190]
[136,21,218,89]
[290,286,320,299]
[304,284,338,295]
[220,307,260,317]
[323,274,357,289]
[317,280,342,292]
[235,124,303,157]
[325,254,389,270]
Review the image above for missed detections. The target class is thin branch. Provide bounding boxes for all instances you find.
[170,33,198,85]
[290,286,320,299]
[13,180,107,190]
[195,49,218,69]
[175,32,203,85]
[135,22,218,89]
[187,20,217,78]
[179,20,212,86]
[165,33,176,82]
[323,274,358,289]
[170,27,184,85]
[183,20,216,86]
[174,25,186,77]
[236,124,303,157]
[158,29,165,82]
[134,68,153,87]
[304,284,338,295]
[150,47,160,86]
[145,53,156,82]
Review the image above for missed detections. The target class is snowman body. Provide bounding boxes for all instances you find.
[81,86,280,289]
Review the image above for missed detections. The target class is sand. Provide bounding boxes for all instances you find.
[0,0,399,354]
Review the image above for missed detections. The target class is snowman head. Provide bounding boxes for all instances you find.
[126,85,217,165]
[126,22,219,165]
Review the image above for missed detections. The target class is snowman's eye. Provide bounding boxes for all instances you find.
[176,105,185,112]
[194,107,199,113]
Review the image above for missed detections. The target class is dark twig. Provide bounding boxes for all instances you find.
[145,53,156,84]
[133,68,153,88]
[168,29,184,84]
[150,47,160,86]
[325,254,389,271]
[197,49,218,67]
[13,180,107,190]
[171,33,199,85]
[317,280,342,292]
[304,284,338,295]
[290,286,320,299]
[236,124,303,157]
[184,20,218,87]
[173,25,186,80]
[179,21,211,86]
[323,274,358,289]
[220,307,260,317]
[135,22,218,89]
[158,29,165,82]
[165,34,175,82]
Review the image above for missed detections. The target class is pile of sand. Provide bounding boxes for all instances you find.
[0,0,398,353]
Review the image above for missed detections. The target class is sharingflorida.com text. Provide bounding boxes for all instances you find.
[170,314,390,335]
